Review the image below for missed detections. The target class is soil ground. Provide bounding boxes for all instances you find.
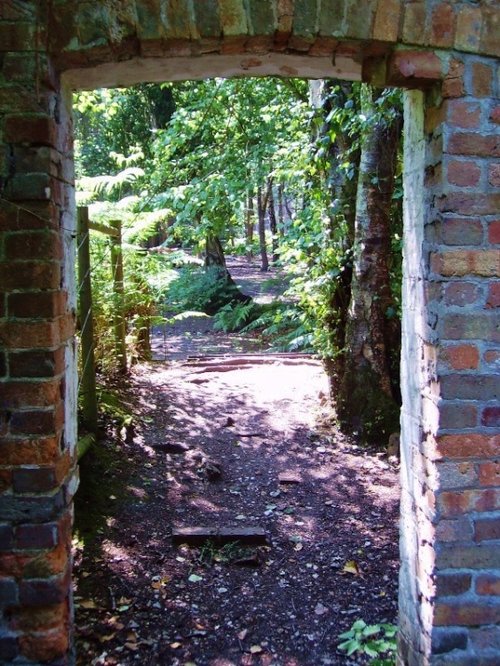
[74,259,400,666]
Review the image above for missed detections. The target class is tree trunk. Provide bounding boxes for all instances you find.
[337,86,403,445]
[245,192,255,260]
[267,178,279,263]
[204,231,251,312]
[257,185,269,272]
[277,183,285,238]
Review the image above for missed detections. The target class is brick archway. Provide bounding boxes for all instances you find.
[0,2,498,664]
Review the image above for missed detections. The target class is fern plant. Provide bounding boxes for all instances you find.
[213,301,260,332]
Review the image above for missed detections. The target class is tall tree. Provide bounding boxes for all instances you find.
[337,86,403,443]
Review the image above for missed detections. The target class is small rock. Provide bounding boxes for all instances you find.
[151,442,190,454]
[224,417,236,427]
[203,460,223,481]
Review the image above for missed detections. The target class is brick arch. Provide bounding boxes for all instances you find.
[0,2,498,664]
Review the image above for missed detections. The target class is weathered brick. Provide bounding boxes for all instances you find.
[19,568,69,606]
[435,517,473,543]
[430,2,454,48]
[8,291,67,320]
[0,578,18,606]
[491,106,500,125]
[437,544,500,570]
[440,374,499,401]
[447,132,499,158]
[0,437,60,465]
[432,627,468,655]
[454,5,482,53]
[481,405,500,428]
[402,2,426,45]
[442,58,465,98]
[10,601,68,632]
[470,626,500,651]
[0,634,18,661]
[438,192,500,215]
[474,519,500,543]
[4,115,57,148]
[9,349,65,379]
[470,61,494,97]
[439,402,477,429]
[441,344,479,370]
[0,352,6,379]
[15,523,58,550]
[444,281,481,306]
[447,100,481,129]
[476,574,500,596]
[387,50,443,87]
[489,164,500,188]
[19,626,69,663]
[479,460,500,486]
[4,173,52,202]
[0,526,14,553]
[1,380,61,410]
[434,601,500,626]
[435,572,471,597]
[9,407,63,437]
[483,349,500,369]
[0,201,59,232]
[486,282,500,308]
[12,467,58,494]
[436,434,500,459]
[442,313,499,341]
[446,160,481,188]
[432,250,500,277]
[489,220,500,244]
[372,0,400,42]
[0,315,74,350]
[5,231,62,262]
[0,469,12,494]
[0,261,61,291]
[437,461,477,489]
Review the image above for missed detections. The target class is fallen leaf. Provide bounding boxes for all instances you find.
[294,543,303,552]
[99,634,116,643]
[238,629,248,640]
[151,576,170,589]
[126,632,137,642]
[342,560,362,576]
[188,574,203,583]
[79,600,97,609]
[125,642,138,651]
[170,642,182,649]
[250,645,263,654]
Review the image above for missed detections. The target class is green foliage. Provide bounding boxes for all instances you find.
[213,301,261,333]
[338,620,397,665]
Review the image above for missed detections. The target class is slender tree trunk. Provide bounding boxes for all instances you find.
[337,86,403,445]
[277,183,285,238]
[267,178,279,263]
[257,185,269,272]
[246,192,255,260]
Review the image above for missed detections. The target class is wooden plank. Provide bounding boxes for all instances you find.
[172,526,268,547]
[88,220,120,237]
[77,207,99,434]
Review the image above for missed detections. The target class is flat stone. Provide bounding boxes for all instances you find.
[172,526,268,546]
[278,472,302,484]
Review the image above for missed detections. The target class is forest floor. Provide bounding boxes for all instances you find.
[73,258,400,666]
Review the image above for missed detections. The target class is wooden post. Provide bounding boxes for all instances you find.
[110,219,127,373]
[77,207,98,434]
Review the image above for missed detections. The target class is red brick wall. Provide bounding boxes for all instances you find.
[0,1,498,664]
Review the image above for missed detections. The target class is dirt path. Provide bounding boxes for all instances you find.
[74,260,400,666]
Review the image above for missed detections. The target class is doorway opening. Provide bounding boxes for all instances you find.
[71,72,408,665]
